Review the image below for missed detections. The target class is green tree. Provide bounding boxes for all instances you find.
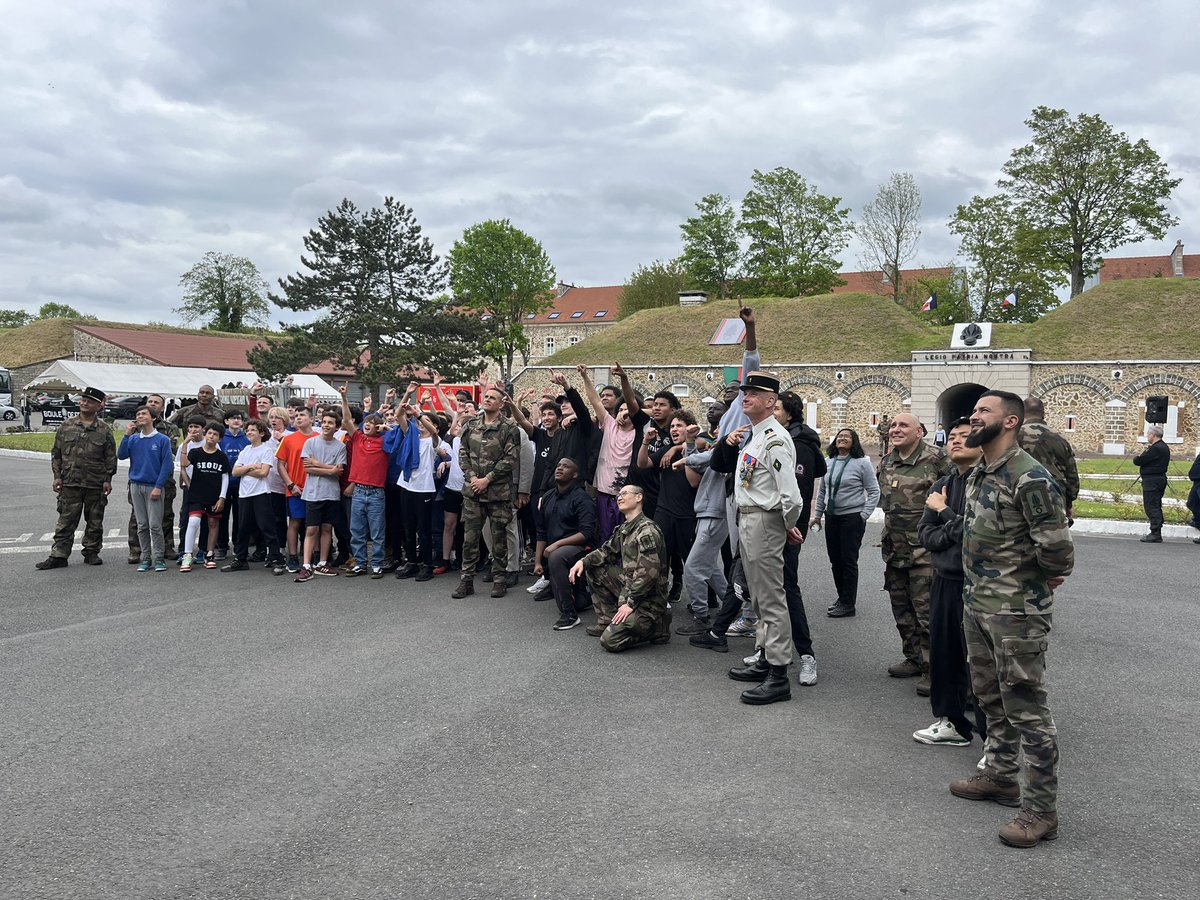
[448,219,556,380]
[0,309,33,329]
[949,194,1063,323]
[680,193,741,299]
[738,167,853,297]
[248,197,488,389]
[999,106,1181,297]
[899,267,970,326]
[857,173,922,303]
[174,252,271,332]
[617,259,686,320]
[37,301,93,320]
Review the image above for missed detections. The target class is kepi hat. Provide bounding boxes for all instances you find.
[739,371,780,394]
[81,386,106,403]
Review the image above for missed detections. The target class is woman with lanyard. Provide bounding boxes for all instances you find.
[810,428,880,618]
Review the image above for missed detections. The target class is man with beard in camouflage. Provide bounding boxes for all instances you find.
[949,390,1074,849]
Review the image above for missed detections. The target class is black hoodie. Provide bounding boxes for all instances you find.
[786,420,827,536]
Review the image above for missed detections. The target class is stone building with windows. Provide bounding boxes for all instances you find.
[522,283,622,364]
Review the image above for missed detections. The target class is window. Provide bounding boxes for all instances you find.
[1064,414,1077,432]
[481,314,492,321]
[669,384,690,398]
[525,313,536,319]
[594,310,608,318]
[548,312,560,319]
[570,311,583,318]
[569,336,580,346]
[544,337,555,354]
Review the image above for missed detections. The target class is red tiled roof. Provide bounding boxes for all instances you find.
[1098,253,1200,282]
[525,284,624,325]
[832,267,953,294]
[74,325,354,377]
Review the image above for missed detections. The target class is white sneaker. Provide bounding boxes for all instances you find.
[742,648,764,666]
[727,615,758,637]
[526,576,550,594]
[912,717,970,746]
[797,654,817,686]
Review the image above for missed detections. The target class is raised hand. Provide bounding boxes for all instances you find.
[725,425,750,447]
[549,369,568,388]
[739,305,754,325]
[610,363,625,379]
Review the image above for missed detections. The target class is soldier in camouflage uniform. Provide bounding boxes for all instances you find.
[126,393,181,563]
[878,412,953,690]
[1017,396,1080,520]
[453,386,520,599]
[876,415,892,457]
[37,386,118,569]
[570,484,671,649]
[949,390,1074,849]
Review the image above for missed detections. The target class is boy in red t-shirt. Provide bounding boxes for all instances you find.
[275,408,314,572]
[340,386,390,577]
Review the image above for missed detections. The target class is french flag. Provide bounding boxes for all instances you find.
[1002,290,1019,308]
[921,293,937,312]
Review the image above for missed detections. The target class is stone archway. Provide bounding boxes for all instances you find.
[938,382,988,426]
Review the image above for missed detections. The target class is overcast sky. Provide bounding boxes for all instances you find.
[2,0,1197,324]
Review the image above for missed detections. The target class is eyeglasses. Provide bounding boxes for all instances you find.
[616,490,638,497]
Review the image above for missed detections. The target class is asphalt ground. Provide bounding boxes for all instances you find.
[2,457,1197,900]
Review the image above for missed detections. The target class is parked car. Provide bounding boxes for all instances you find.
[0,402,19,421]
[103,395,147,419]
[32,392,81,411]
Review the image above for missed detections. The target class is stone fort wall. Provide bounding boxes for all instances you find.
[514,359,1200,455]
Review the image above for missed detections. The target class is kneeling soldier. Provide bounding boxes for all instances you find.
[570,484,670,651]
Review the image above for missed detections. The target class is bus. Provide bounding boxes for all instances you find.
[0,366,11,406]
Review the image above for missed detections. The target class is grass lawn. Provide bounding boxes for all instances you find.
[1072,499,1193,525]
[1077,458,1191,476]
[0,432,55,452]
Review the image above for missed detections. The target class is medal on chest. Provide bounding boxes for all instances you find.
[739,451,759,488]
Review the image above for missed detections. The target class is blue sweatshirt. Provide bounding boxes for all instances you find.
[220,430,250,490]
[118,430,175,488]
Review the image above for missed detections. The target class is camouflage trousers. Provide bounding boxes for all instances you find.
[884,563,933,671]
[128,478,176,557]
[50,486,108,560]
[585,558,670,651]
[461,497,512,578]
[964,608,1058,813]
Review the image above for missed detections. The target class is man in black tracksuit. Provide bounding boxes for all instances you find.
[914,418,985,745]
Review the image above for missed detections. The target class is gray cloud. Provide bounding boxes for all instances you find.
[1,0,1196,322]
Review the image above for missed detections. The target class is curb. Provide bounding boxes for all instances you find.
[1,448,130,468]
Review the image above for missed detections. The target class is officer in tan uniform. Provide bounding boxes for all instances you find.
[37,386,118,569]
[710,372,804,705]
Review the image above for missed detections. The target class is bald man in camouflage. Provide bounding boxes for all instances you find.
[878,412,952,695]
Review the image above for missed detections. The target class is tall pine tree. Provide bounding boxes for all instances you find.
[249,197,487,388]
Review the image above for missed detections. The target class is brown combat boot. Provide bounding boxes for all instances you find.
[585,618,611,637]
[999,807,1059,848]
[888,659,922,678]
[949,771,1021,807]
[490,579,507,598]
[451,578,474,599]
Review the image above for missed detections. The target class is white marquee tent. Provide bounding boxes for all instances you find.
[24,360,338,401]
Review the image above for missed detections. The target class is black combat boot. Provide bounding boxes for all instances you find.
[728,655,771,682]
[740,664,792,705]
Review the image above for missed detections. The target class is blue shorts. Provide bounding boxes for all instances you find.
[287,496,307,520]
